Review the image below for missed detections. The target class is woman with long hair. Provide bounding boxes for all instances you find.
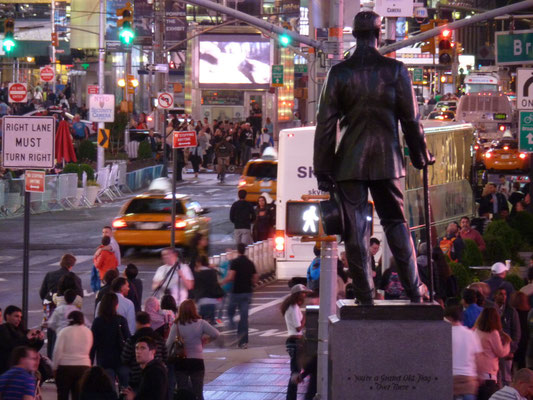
[188,233,209,269]
[510,291,530,370]
[281,284,312,400]
[53,311,92,400]
[91,292,131,390]
[79,366,118,400]
[166,299,219,400]
[474,307,511,400]
[252,195,275,242]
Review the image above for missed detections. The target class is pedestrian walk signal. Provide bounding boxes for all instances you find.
[286,201,322,237]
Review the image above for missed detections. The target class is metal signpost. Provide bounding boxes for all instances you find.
[158,92,174,177]
[517,68,533,213]
[170,131,198,248]
[1,116,55,327]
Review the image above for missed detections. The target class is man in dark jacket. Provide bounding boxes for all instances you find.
[0,306,44,374]
[230,189,255,245]
[121,312,167,390]
[124,336,168,400]
[479,183,509,218]
[313,11,432,304]
[39,253,83,302]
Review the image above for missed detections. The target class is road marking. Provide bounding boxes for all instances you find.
[0,256,15,264]
[254,291,290,295]
[205,189,220,194]
[249,296,284,316]
[0,278,6,282]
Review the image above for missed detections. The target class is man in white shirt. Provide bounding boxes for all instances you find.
[96,277,136,333]
[152,248,194,306]
[444,304,482,400]
[489,368,533,400]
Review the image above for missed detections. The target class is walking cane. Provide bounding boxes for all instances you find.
[423,165,434,302]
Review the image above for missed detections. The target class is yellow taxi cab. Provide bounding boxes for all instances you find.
[112,184,209,253]
[238,148,277,203]
[483,137,529,172]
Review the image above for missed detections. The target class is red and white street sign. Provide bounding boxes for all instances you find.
[87,85,99,95]
[25,170,45,193]
[8,83,28,103]
[173,131,197,149]
[40,66,55,83]
[157,92,174,109]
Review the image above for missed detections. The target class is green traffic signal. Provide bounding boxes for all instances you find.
[2,32,15,53]
[280,34,291,47]
[119,22,135,45]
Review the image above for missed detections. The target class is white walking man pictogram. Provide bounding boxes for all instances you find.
[302,205,319,233]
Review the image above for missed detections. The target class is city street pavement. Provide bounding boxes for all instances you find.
[0,170,311,399]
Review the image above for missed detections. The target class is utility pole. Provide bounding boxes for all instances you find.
[51,0,56,95]
[97,0,106,171]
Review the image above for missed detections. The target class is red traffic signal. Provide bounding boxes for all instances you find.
[438,29,453,65]
[441,29,451,38]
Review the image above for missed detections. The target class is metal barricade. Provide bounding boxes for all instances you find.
[212,255,221,267]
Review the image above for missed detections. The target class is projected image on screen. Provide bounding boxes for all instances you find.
[199,40,271,85]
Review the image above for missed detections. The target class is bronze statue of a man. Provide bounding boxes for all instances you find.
[313,11,433,305]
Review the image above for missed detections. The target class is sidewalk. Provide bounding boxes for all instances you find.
[39,345,309,400]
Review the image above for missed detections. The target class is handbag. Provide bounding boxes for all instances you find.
[168,324,186,362]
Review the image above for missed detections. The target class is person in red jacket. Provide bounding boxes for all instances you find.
[94,236,118,281]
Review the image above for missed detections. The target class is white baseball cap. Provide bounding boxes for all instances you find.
[291,284,312,295]
[491,262,507,274]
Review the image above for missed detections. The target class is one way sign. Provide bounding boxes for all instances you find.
[517,69,533,110]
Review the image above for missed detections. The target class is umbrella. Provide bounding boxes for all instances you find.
[55,120,77,165]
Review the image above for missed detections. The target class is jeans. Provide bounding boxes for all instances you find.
[55,365,90,400]
[234,229,252,245]
[228,292,252,346]
[286,337,303,400]
[217,293,228,319]
[199,304,216,325]
[104,365,130,391]
[175,358,205,400]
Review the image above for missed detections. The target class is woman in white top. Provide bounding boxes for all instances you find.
[281,284,312,400]
[53,310,93,400]
[166,299,219,400]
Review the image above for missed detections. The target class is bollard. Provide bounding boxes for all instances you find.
[208,256,214,266]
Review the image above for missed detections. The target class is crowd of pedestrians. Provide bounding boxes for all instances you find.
[0,222,263,400]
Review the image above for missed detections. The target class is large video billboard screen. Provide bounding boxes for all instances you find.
[199,35,271,88]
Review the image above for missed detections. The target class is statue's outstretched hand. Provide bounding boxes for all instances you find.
[316,173,335,192]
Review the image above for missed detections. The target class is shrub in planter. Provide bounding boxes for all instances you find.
[138,140,152,160]
[483,234,511,265]
[505,273,526,291]
[78,164,95,181]
[508,211,533,247]
[461,239,484,268]
[449,261,474,296]
[484,219,522,259]
[62,163,80,176]
[78,140,97,162]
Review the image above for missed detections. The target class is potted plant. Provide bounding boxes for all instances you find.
[85,179,100,205]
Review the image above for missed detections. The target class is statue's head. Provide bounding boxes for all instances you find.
[352,11,381,42]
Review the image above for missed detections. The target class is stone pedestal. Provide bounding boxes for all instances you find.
[329,300,452,400]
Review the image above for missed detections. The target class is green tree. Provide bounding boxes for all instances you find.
[508,211,533,247]
[460,239,484,267]
[137,140,152,160]
[483,234,511,265]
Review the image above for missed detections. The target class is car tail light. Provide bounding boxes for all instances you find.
[238,179,246,187]
[275,234,285,252]
[503,146,509,150]
[485,152,491,159]
[175,220,187,229]
[112,219,127,229]
[499,125,506,132]
[474,145,479,150]
[519,153,526,159]
[147,116,153,122]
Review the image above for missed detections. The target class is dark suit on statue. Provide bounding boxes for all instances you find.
[313,45,431,303]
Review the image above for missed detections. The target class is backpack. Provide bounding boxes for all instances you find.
[307,258,320,290]
[439,237,456,261]
[385,271,404,299]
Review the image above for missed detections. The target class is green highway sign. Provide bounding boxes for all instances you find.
[272,64,284,87]
[295,64,308,74]
[496,30,533,65]
[519,111,533,152]
[413,68,424,84]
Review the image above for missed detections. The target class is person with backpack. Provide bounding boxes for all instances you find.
[380,259,405,300]
[306,247,321,292]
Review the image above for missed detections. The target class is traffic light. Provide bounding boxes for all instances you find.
[438,29,453,65]
[3,19,16,54]
[117,2,135,46]
[51,32,59,47]
[279,33,291,47]
[420,21,436,55]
